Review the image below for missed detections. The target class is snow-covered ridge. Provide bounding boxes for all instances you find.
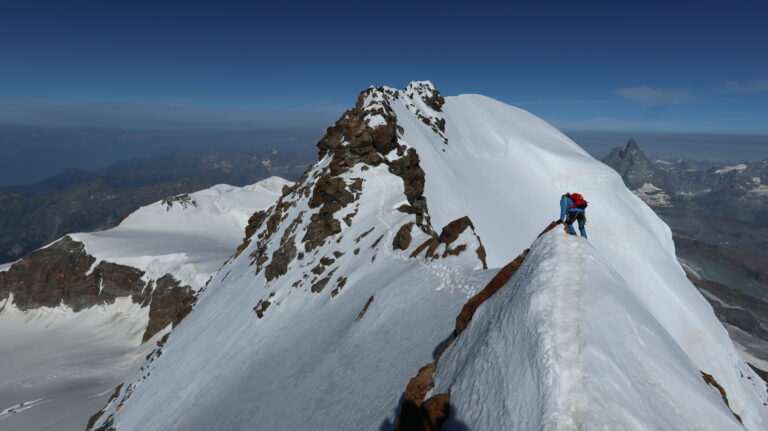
[87,82,768,431]
[433,229,754,430]
[71,176,292,289]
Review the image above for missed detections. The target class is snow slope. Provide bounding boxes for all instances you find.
[0,298,157,431]
[433,229,751,430]
[87,160,493,431]
[0,177,289,431]
[88,82,768,430]
[394,91,768,428]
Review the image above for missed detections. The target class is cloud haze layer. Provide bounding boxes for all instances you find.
[566,130,768,161]
[0,102,341,130]
[0,124,324,185]
[713,78,768,94]
[613,87,693,105]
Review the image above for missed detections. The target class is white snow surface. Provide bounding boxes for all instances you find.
[70,176,291,289]
[433,230,750,430]
[90,84,768,430]
[716,164,748,174]
[0,177,289,431]
[0,296,157,431]
[633,182,673,207]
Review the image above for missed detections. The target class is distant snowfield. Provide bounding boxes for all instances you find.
[0,297,153,431]
[716,164,748,174]
[0,177,289,431]
[71,176,292,289]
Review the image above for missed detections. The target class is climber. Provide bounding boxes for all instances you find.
[558,193,588,239]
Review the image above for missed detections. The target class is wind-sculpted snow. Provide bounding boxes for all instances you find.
[433,229,753,430]
[87,82,768,430]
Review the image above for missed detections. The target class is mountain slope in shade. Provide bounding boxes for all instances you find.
[88,82,768,431]
[0,177,289,431]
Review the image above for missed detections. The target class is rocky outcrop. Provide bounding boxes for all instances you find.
[161,193,198,210]
[405,81,445,112]
[410,216,488,269]
[397,363,450,431]
[393,223,415,250]
[702,371,743,423]
[234,210,269,258]
[354,296,375,322]
[404,81,448,145]
[0,236,195,342]
[244,84,467,296]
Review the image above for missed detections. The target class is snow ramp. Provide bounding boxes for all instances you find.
[413,228,750,430]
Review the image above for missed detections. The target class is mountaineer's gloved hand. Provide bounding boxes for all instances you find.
[555,219,563,225]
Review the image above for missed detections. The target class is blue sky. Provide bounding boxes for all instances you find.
[1,1,767,133]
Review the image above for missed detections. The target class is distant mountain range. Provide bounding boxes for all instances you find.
[602,139,768,378]
[603,138,768,226]
[0,149,309,194]
[0,150,311,263]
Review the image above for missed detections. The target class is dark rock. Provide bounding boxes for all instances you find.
[311,269,336,293]
[264,237,297,282]
[421,393,451,430]
[235,210,269,258]
[354,296,374,321]
[410,216,487,268]
[331,276,347,297]
[161,194,197,211]
[393,223,415,250]
[0,236,195,342]
[253,300,271,319]
[143,275,195,342]
[702,371,742,423]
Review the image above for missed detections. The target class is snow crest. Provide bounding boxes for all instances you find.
[433,230,750,430]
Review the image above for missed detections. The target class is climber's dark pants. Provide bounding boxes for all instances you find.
[565,211,587,238]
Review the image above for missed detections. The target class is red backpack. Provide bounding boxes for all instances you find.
[568,193,588,210]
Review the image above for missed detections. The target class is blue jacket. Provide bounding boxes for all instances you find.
[560,194,585,221]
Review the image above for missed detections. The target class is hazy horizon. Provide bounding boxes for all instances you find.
[1,122,766,187]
